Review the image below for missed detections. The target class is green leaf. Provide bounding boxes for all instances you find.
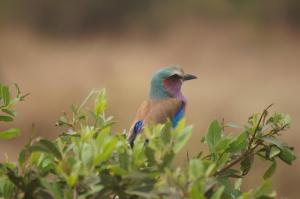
[261,136,286,149]
[14,84,21,97]
[1,86,10,106]
[189,159,204,180]
[219,168,240,177]
[189,181,206,199]
[217,153,230,168]
[161,150,175,169]
[0,128,20,139]
[0,177,16,199]
[145,146,156,165]
[267,112,291,130]
[0,115,13,122]
[228,132,248,152]
[283,114,291,127]
[225,123,242,129]
[234,178,243,190]
[217,178,241,198]
[56,116,68,126]
[263,161,277,179]
[161,123,172,144]
[18,148,27,166]
[174,125,193,153]
[94,137,117,164]
[248,113,259,131]
[5,168,25,190]
[78,184,104,199]
[254,180,274,198]
[205,120,222,152]
[30,145,50,154]
[2,109,16,117]
[269,146,280,159]
[215,138,231,152]
[31,139,62,160]
[211,186,225,199]
[240,155,253,175]
[279,147,296,165]
[125,191,156,198]
[81,143,94,167]
[0,84,2,99]
[40,139,62,160]
[94,89,106,117]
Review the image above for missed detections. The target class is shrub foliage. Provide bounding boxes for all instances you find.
[0,85,296,199]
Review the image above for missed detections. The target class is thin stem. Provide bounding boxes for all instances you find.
[262,124,289,138]
[221,118,225,132]
[215,105,274,177]
[248,104,273,150]
[186,151,190,163]
[214,144,260,176]
[78,89,97,110]
[73,188,77,199]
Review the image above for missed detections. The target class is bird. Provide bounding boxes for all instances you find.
[127,66,197,147]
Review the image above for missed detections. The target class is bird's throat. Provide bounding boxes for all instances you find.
[163,78,185,100]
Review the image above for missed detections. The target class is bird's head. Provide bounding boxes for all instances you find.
[149,66,197,99]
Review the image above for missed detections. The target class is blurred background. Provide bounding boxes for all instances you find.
[0,0,299,198]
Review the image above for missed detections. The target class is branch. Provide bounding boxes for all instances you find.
[248,104,273,150]
[214,143,260,176]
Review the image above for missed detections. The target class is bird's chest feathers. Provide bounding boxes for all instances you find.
[147,98,186,126]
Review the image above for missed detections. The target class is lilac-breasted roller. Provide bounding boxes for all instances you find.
[127,66,197,147]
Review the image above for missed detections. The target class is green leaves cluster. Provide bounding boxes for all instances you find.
[0,84,28,140]
[0,88,296,199]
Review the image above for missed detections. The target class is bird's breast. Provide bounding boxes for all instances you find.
[133,98,184,125]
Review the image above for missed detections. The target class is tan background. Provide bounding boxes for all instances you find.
[0,1,300,198]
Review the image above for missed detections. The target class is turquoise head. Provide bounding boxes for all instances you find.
[149,66,197,100]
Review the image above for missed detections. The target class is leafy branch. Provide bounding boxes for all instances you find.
[0,88,296,199]
[206,104,294,182]
[214,104,274,177]
[0,83,28,140]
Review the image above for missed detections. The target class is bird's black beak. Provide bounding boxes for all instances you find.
[183,74,197,81]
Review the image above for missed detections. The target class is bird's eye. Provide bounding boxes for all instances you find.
[169,74,182,79]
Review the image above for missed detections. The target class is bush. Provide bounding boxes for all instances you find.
[0,85,296,199]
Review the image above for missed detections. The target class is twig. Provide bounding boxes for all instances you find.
[214,144,260,176]
[214,105,273,177]
[186,151,190,163]
[73,188,77,199]
[263,124,289,138]
[215,105,274,176]
[221,118,225,132]
[248,104,273,150]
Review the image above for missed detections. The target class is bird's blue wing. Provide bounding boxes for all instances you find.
[128,120,144,147]
[133,120,144,133]
[171,103,185,127]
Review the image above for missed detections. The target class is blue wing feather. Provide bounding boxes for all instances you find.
[171,103,185,127]
[128,120,144,147]
[134,120,144,134]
